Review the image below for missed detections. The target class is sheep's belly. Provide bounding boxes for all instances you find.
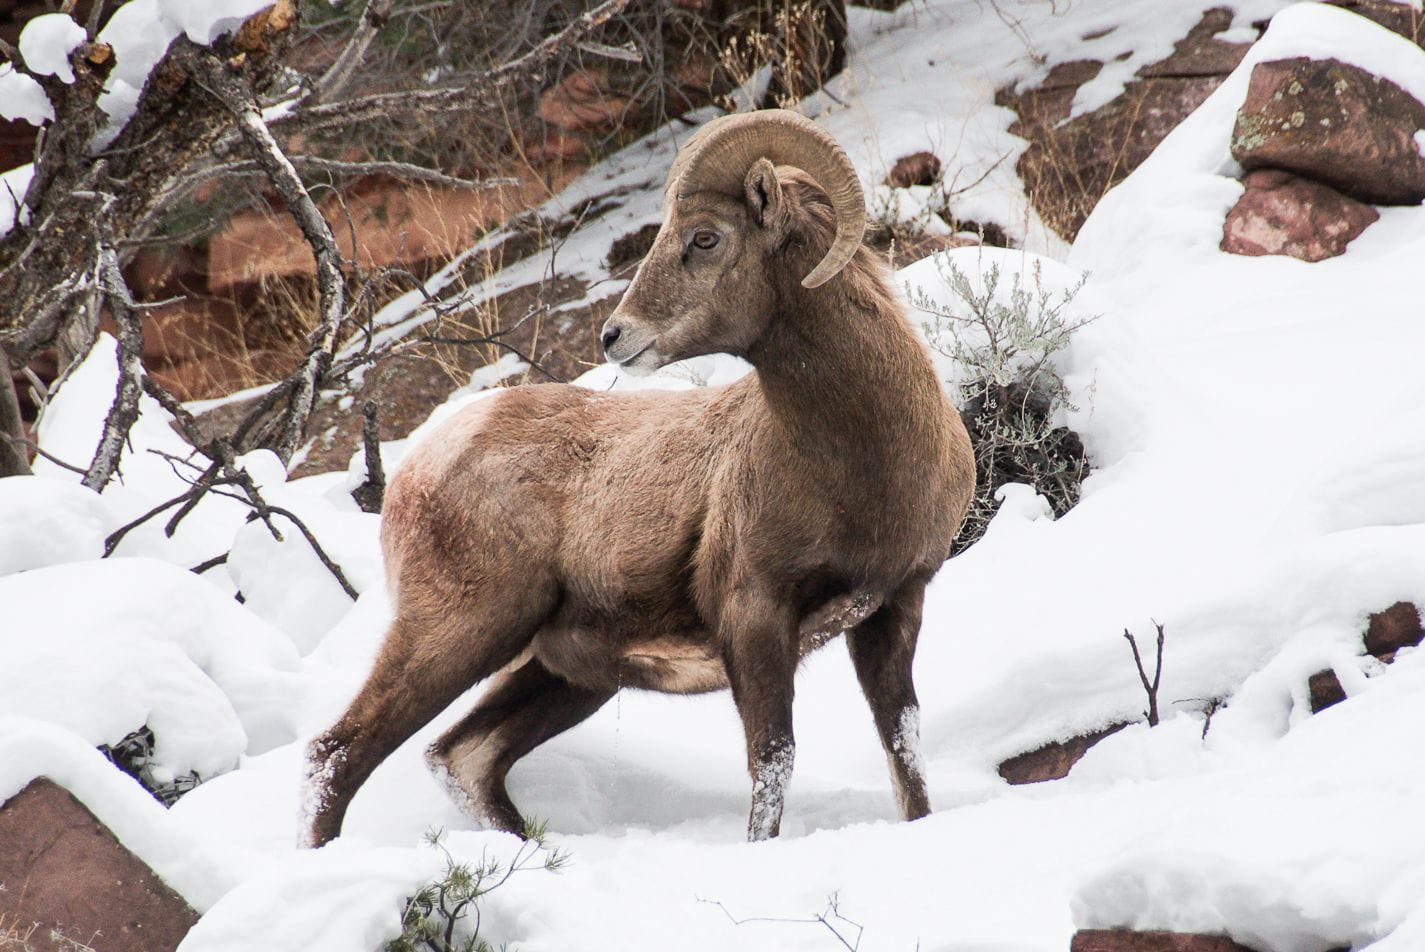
[621,638,728,694]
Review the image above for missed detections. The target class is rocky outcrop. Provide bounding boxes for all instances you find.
[0,777,199,952]
[1001,9,1253,241]
[1231,57,1425,206]
[997,723,1128,785]
[1221,168,1379,262]
[1326,0,1424,47]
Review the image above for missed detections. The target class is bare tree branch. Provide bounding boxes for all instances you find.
[195,53,347,465]
[81,240,146,492]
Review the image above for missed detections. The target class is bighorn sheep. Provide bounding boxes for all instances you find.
[303,109,975,845]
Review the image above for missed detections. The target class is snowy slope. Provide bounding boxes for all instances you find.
[5,1,1425,950]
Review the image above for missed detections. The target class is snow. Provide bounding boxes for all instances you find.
[0,476,109,574]
[18,13,87,83]
[0,65,53,126]
[0,558,301,777]
[6,0,1425,949]
[157,0,277,45]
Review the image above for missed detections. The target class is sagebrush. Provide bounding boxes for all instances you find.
[913,256,1095,552]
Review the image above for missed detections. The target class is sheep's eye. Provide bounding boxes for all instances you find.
[692,230,719,250]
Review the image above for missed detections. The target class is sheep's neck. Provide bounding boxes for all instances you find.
[750,279,948,464]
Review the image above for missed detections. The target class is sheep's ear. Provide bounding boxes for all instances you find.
[743,158,786,230]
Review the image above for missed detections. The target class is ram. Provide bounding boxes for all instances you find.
[304,109,975,846]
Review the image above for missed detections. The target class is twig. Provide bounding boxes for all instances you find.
[1123,621,1165,727]
[0,433,84,475]
[697,895,864,951]
[351,400,385,513]
[264,504,359,599]
[190,552,228,574]
[104,488,200,556]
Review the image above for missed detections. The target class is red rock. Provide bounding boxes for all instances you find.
[1221,168,1379,262]
[1071,930,1259,952]
[1001,9,1246,240]
[997,723,1127,785]
[1308,668,1347,713]
[1326,1,1424,48]
[0,778,199,952]
[538,69,628,133]
[1137,8,1251,79]
[1364,601,1423,657]
[886,151,942,188]
[1232,57,1425,206]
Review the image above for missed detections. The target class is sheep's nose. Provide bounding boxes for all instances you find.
[601,325,622,352]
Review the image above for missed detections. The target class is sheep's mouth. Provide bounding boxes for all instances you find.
[615,342,658,375]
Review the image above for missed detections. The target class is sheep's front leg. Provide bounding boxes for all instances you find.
[846,578,931,821]
[722,591,799,841]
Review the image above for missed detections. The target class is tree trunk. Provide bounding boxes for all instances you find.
[0,346,32,477]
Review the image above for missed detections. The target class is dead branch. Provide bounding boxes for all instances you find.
[1123,621,1165,727]
[313,0,397,102]
[176,155,520,193]
[195,53,347,465]
[122,376,358,599]
[351,400,385,514]
[81,240,146,492]
[264,503,359,598]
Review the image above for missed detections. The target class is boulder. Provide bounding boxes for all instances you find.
[1364,600,1423,656]
[1221,168,1379,262]
[0,778,199,952]
[1231,57,1425,206]
[1071,931,1261,952]
[1308,668,1347,713]
[1326,1,1424,48]
[886,151,942,188]
[997,723,1127,785]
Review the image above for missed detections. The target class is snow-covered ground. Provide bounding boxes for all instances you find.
[5,1,1425,949]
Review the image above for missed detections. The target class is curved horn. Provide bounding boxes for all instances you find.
[667,110,865,289]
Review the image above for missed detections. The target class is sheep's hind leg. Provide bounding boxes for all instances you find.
[426,657,613,837]
[304,580,556,848]
[846,579,931,821]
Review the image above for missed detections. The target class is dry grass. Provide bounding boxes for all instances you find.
[0,910,99,952]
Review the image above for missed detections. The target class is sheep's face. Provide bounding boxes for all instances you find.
[601,162,789,376]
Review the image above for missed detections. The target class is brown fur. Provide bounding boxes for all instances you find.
[302,160,975,846]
